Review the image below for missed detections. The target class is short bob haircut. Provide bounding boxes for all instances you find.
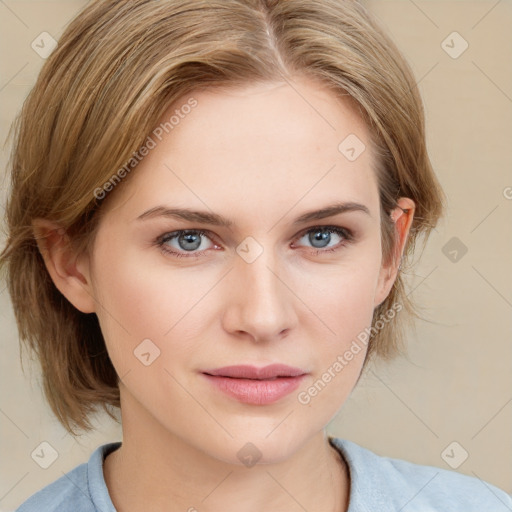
[1,0,445,436]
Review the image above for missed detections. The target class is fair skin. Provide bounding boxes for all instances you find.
[34,76,414,512]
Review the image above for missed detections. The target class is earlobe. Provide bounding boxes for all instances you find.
[374,197,415,308]
[32,218,96,314]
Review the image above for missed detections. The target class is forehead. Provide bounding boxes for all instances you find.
[102,77,379,226]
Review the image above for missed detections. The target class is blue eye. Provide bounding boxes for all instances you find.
[158,230,216,258]
[294,226,353,253]
[156,226,353,259]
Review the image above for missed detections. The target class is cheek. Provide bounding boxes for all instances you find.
[88,240,166,369]
[287,243,382,404]
[290,265,379,419]
[292,245,382,340]
[89,242,220,370]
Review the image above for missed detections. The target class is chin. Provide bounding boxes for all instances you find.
[196,423,316,467]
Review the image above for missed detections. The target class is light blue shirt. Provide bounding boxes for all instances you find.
[15,437,512,511]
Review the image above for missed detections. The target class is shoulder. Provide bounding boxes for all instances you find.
[15,461,93,512]
[15,442,121,512]
[329,436,512,511]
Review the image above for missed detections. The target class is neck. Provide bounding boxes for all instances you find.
[103,390,350,512]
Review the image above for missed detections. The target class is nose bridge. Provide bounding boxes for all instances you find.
[223,241,296,340]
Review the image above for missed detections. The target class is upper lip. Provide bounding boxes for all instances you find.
[202,364,307,380]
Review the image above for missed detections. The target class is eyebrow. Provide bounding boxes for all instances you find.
[136,201,371,227]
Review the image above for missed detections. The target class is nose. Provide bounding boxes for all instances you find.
[221,247,298,343]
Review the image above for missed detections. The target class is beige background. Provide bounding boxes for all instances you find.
[1,0,511,510]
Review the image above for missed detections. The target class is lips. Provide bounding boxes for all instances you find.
[202,364,307,380]
[201,364,308,405]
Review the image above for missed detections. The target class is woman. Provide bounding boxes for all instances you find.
[2,0,510,510]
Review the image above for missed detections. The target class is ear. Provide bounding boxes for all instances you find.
[32,218,96,314]
[374,197,415,308]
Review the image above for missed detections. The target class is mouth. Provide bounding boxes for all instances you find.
[200,364,308,405]
[202,364,307,380]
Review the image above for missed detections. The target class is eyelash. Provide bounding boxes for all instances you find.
[155,226,354,259]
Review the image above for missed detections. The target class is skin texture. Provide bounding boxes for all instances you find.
[34,76,414,512]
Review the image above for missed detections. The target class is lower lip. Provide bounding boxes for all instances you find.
[202,374,307,405]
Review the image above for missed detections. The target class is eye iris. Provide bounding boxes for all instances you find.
[178,232,202,251]
[309,229,331,248]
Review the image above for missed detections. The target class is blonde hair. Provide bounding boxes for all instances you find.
[0,0,445,435]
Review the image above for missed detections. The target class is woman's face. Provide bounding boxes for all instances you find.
[86,77,406,463]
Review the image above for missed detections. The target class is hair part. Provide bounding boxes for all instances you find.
[0,0,445,435]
